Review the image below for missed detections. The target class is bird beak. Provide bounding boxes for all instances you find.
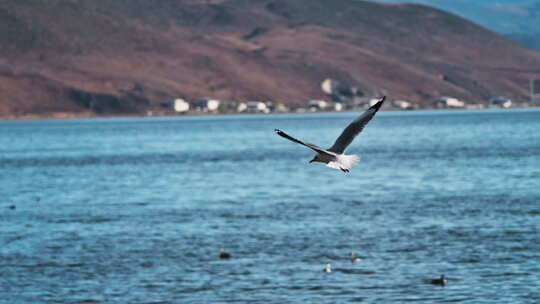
[309,160,314,163]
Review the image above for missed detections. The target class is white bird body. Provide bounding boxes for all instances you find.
[275,96,385,172]
[324,263,332,273]
[323,154,360,171]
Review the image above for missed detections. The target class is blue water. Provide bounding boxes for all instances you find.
[1,109,539,303]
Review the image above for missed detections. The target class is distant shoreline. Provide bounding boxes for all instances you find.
[1,105,539,122]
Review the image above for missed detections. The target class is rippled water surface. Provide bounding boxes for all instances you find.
[1,109,540,303]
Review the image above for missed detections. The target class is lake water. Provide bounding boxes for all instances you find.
[1,109,539,303]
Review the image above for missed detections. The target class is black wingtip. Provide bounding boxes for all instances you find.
[369,96,386,111]
[275,129,285,136]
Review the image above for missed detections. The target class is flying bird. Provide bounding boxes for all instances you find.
[275,96,385,172]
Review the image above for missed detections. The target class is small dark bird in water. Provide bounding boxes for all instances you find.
[36,197,41,203]
[219,248,231,259]
[8,205,16,210]
[430,275,448,286]
[348,252,362,263]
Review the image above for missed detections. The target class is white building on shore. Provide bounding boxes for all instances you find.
[173,98,190,113]
[489,96,512,108]
[246,101,269,113]
[392,99,414,110]
[436,96,465,108]
[193,98,221,112]
[307,99,329,111]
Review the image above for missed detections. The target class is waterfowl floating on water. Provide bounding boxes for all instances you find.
[430,275,448,286]
[348,252,362,263]
[219,248,231,259]
[324,263,332,273]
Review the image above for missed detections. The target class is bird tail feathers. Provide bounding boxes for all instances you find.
[326,154,360,171]
[339,154,360,170]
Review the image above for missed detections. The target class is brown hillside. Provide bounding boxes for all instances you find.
[1,0,540,118]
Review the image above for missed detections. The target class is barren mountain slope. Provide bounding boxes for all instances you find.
[1,0,539,117]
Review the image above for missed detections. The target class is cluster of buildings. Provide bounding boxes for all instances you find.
[165,94,516,115]
[169,98,283,114]
[435,96,514,109]
[166,96,386,115]
[163,78,520,115]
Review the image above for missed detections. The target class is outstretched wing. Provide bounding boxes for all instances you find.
[275,129,335,156]
[328,96,385,154]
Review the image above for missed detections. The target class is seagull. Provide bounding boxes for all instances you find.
[324,263,332,273]
[275,96,385,172]
[430,275,448,286]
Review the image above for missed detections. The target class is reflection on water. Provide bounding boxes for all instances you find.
[1,109,540,303]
